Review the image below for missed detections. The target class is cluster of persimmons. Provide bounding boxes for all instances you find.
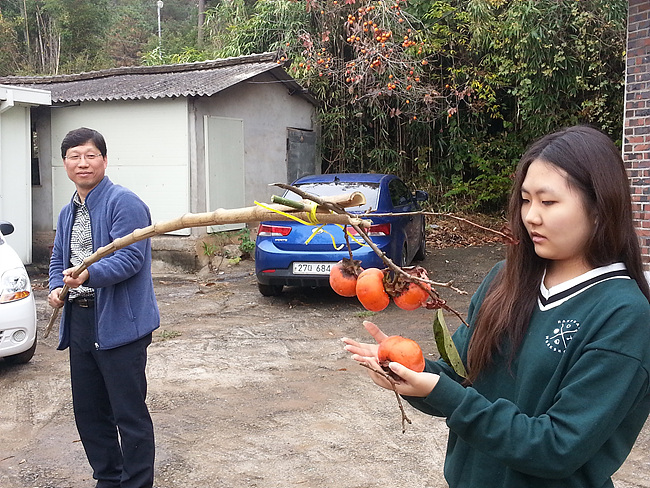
[329,257,428,374]
[329,257,431,312]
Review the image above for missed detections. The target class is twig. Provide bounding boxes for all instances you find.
[273,183,468,325]
[359,363,412,433]
[358,211,514,244]
[427,212,504,236]
[344,225,354,261]
[273,183,465,291]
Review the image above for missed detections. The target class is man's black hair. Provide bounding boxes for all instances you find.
[60,127,107,158]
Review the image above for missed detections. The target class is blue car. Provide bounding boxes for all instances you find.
[255,173,428,296]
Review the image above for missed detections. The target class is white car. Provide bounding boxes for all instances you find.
[0,221,37,363]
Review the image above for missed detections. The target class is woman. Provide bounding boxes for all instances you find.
[343,125,650,487]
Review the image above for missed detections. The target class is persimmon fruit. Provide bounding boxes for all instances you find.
[329,259,363,297]
[377,335,425,372]
[390,266,431,311]
[393,281,429,310]
[355,268,390,312]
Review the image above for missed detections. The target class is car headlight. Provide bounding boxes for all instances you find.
[0,267,31,304]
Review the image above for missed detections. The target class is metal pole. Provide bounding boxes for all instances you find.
[157,1,163,62]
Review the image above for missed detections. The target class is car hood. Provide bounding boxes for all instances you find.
[0,238,26,273]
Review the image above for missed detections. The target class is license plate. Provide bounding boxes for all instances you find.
[292,262,334,275]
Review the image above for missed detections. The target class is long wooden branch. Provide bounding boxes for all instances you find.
[43,199,371,339]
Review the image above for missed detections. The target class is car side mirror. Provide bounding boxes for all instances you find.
[414,190,429,202]
[0,221,14,236]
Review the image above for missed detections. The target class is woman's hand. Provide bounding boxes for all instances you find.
[342,320,440,398]
[341,320,386,358]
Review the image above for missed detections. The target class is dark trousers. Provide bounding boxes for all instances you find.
[68,303,155,488]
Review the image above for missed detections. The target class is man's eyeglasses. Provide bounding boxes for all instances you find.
[65,153,102,162]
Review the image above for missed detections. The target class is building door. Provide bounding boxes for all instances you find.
[286,128,317,184]
[204,115,245,232]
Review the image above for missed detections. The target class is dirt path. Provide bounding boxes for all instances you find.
[1,244,648,488]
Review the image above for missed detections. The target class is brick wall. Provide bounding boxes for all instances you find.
[625,0,650,269]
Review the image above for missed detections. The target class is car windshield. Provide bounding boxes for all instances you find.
[285,182,380,213]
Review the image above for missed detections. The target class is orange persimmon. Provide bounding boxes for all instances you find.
[377,335,425,372]
[393,266,431,310]
[329,259,363,297]
[393,281,430,310]
[355,268,390,312]
[390,266,431,311]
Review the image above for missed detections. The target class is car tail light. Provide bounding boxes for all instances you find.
[347,223,391,237]
[258,224,292,237]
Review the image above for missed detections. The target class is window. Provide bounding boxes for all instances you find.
[388,179,411,207]
[31,127,41,186]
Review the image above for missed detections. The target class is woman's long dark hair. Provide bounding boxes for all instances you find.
[466,126,650,383]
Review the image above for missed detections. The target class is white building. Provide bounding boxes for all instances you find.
[0,53,318,268]
[0,85,51,263]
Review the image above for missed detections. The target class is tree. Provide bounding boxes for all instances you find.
[0,0,627,212]
[0,11,23,75]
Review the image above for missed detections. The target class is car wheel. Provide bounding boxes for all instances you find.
[5,336,37,364]
[400,243,409,267]
[258,282,283,297]
[413,225,426,261]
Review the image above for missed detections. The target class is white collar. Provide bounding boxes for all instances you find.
[538,263,629,311]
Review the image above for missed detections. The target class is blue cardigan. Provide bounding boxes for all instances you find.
[49,176,160,350]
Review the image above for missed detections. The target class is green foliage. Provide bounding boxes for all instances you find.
[237,228,255,256]
[0,13,22,75]
[444,128,521,211]
[57,0,111,69]
[2,0,199,73]
[0,0,628,212]
[158,329,182,340]
[355,310,377,318]
[464,0,626,138]
[106,2,155,67]
[142,46,210,66]
[201,241,219,258]
[202,0,309,58]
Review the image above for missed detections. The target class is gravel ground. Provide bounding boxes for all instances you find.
[1,242,649,488]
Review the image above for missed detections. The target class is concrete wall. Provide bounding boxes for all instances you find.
[32,98,194,266]
[47,98,191,232]
[0,105,33,263]
[29,74,317,269]
[0,85,51,264]
[31,107,54,250]
[193,71,317,210]
[625,0,650,269]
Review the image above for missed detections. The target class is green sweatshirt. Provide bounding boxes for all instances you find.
[405,261,650,488]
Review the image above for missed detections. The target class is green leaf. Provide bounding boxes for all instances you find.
[432,309,467,379]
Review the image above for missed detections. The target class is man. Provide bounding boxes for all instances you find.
[48,127,159,488]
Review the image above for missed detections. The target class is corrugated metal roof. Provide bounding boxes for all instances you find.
[0,53,316,104]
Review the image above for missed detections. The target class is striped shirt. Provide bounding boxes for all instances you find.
[69,193,94,299]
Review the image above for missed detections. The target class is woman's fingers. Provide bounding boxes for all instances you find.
[342,338,376,357]
[362,320,388,343]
